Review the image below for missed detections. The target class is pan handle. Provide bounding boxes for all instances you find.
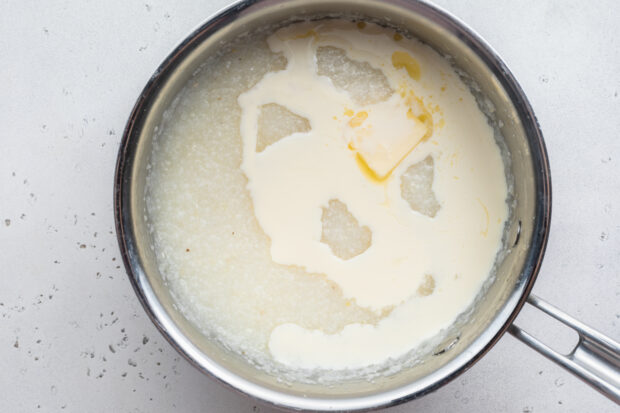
[509,294,620,403]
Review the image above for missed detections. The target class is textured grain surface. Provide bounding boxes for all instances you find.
[257,103,310,152]
[317,46,393,105]
[321,199,372,260]
[401,155,441,217]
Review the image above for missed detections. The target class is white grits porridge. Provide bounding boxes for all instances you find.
[146,20,508,377]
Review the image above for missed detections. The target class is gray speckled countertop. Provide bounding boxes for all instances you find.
[1,1,618,411]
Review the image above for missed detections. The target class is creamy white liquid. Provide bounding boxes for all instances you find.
[147,20,508,374]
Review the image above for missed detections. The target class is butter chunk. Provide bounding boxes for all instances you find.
[346,105,428,180]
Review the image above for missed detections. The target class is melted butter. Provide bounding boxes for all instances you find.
[392,51,422,80]
[293,30,318,40]
[344,98,430,179]
[478,198,490,237]
[348,111,368,127]
[237,20,508,369]
[404,92,434,138]
[355,153,388,184]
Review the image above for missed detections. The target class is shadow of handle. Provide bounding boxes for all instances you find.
[509,294,620,404]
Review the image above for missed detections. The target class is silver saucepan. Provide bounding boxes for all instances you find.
[114,0,620,410]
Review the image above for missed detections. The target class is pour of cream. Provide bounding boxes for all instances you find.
[238,21,508,369]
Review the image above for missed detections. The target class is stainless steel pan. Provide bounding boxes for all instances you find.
[114,0,620,410]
